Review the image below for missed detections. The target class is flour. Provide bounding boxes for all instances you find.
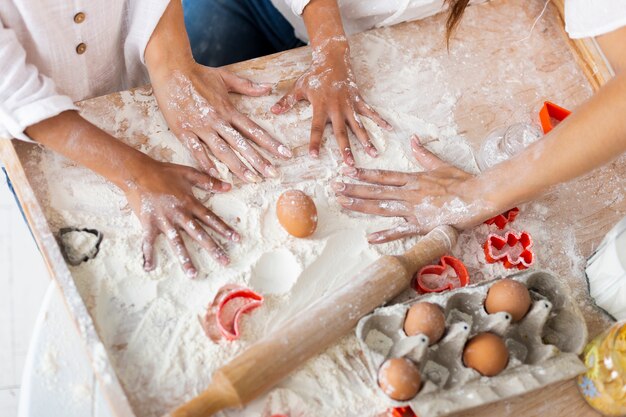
[28,5,610,416]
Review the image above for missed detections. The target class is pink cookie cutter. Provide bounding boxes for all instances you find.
[201,284,263,342]
[414,255,470,293]
[484,207,520,230]
[484,230,534,270]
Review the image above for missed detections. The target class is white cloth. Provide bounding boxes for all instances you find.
[565,0,626,39]
[274,0,626,42]
[0,0,170,142]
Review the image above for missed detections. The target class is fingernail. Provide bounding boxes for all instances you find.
[143,260,153,271]
[368,147,379,158]
[278,145,293,158]
[220,182,232,192]
[186,268,198,278]
[385,123,394,131]
[368,233,385,243]
[310,149,319,158]
[209,168,220,178]
[265,166,279,178]
[340,167,358,177]
[331,181,346,192]
[411,135,422,145]
[337,196,354,206]
[259,82,274,89]
[271,104,281,113]
[244,170,262,183]
[230,231,241,242]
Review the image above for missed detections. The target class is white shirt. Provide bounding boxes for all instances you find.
[274,0,626,41]
[0,0,169,142]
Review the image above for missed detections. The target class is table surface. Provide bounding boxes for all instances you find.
[6,0,626,415]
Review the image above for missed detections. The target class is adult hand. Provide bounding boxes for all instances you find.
[123,158,240,278]
[333,135,500,243]
[271,37,391,165]
[151,64,293,183]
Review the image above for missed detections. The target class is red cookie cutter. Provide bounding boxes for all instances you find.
[201,284,263,342]
[484,207,520,230]
[388,407,416,417]
[539,101,571,134]
[414,256,470,293]
[484,230,534,270]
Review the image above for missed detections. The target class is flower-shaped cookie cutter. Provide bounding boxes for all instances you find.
[201,284,263,342]
[414,255,470,293]
[539,101,571,134]
[484,207,520,230]
[484,230,534,270]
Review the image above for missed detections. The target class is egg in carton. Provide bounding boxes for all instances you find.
[355,270,588,416]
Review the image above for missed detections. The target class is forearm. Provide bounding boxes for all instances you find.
[483,72,626,209]
[25,111,152,190]
[302,0,348,50]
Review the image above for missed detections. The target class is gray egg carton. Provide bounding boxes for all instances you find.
[356,270,588,416]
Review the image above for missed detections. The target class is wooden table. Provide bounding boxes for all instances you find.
[1,0,624,415]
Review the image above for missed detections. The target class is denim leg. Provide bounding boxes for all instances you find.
[183,0,305,67]
[2,167,33,238]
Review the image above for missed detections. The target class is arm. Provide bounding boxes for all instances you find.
[333,28,626,242]
[271,0,391,165]
[145,0,291,183]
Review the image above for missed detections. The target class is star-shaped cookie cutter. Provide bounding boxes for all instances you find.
[201,284,264,342]
[484,207,520,230]
[539,101,571,134]
[484,230,534,270]
[414,255,470,293]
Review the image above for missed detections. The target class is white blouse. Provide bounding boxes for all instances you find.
[0,0,169,142]
[273,0,626,41]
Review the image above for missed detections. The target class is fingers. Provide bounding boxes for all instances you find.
[192,202,240,242]
[340,166,414,186]
[330,113,355,166]
[179,131,218,176]
[346,110,378,158]
[201,131,262,183]
[309,110,327,158]
[220,71,273,97]
[216,123,278,179]
[179,218,230,266]
[231,113,292,160]
[336,195,412,217]
[162,222,198,278]
[142,228,158,272]
[356,100,393,131]
[410,135,451,170]
[332,181,407,201]
[182,166,231,193]
[367,224,422,244]
[271,90,299,115]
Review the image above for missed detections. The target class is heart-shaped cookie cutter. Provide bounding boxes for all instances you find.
[539,101,571,134]
[201,284,264,342]
[484,207,520,230]
[414,255,470,293]
[484,230,534,270]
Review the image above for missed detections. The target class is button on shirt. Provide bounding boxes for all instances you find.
[0,0,169,142]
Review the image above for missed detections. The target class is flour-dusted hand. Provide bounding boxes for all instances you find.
[333,135,499,243]
[123,159,240,277]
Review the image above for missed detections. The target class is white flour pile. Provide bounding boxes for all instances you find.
[26,3,615,415]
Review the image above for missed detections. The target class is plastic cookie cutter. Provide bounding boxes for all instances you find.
[414,255,470,293]
[539,101,571,134]
[388,407,416,417]
[484,207,520,230]
[484,230,535,270]
[201,284,263,342]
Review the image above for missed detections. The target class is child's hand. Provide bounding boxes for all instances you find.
[333,135,499,242]
[151,64,293,183]
[271,37,391,166]
[122,158,240,277]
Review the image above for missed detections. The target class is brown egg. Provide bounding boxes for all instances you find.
[403,302,446,345]
[276,190,318,238]
[463,332,509,376]
[484,278,531,322]
[378,358,422,401]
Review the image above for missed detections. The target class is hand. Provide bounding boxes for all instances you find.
[123,158,240,278]
[151,64,293,183]
[271,37,391,166]
[333,135,501,243]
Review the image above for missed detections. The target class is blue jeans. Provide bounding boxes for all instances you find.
[3,167,32,235]
[183,0,305,67]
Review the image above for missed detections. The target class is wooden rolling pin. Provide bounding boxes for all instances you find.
[167,225,458,417]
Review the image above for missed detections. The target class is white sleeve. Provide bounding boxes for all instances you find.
[282,0,312,15]
[124,0,171,65]
[565,0,626,39]
[0,23,77,142]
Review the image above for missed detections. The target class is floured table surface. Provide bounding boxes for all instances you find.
[6,0,626,416]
